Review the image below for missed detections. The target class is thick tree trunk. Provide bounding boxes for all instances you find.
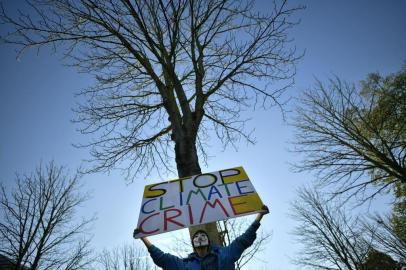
[174,133,222,246]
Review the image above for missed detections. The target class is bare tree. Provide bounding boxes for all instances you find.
[361,214,406,264]
[291,72,406,203]
[96,243,156,270]
[0,162,95,270]
[291,187,371,270]
[1,0,302,243]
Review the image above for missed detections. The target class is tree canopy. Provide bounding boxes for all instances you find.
[291,187,406,270]
[1,0,302,248]
[1,0,302,181]
[0,162,94,270]
[292,70,406,202]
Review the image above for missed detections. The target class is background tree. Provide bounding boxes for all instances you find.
[292,70,406,203]
[1,0,302,244]
[291,187,370,270]
[392,183,406,239]
[96,243,156,270]
[0,161,94,270]
[291,187,406,270]
[361,214,406,265]
[357,249,403,270]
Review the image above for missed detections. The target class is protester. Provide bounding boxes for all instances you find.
[134,205,269,270]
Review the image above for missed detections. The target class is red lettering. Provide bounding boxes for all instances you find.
[199,199,229,223]
[207,185,223,200]
[139,212,160,234]
[188,204,194,225]
[164,208,184,231]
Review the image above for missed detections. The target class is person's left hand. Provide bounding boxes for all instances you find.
[260,205,270,215]
[255,205,270,222]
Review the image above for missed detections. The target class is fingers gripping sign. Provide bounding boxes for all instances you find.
[134,228,152,248]
[261,205,270,215]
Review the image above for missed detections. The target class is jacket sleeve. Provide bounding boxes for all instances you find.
[222,220,261,262]
[148,245,184,269]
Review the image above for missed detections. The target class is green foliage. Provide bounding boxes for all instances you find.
[392,182,406,240]
[293,69,406,268]
[359,71,406,183]
[358,249,403,270]
[293,68,406,201]
[360,71,406,239]
[360,71,406,129]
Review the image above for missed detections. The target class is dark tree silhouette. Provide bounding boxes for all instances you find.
[96,243,156,270]
[361,214,406,265]
[291,187,406,269]
[291,188,370,269]
[357,249,403,270]
[1,0,302,244]
[0,162,94,270]
[292,71,406,203]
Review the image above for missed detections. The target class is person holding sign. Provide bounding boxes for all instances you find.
[134,205,269,270]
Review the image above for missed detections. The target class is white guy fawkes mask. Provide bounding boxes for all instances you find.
[193,232,209,248]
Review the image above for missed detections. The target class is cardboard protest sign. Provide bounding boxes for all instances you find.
[134,166,264,238]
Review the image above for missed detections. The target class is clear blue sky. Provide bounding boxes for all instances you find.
[1,1,405,269]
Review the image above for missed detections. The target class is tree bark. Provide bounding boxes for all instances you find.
[174,127,222,246]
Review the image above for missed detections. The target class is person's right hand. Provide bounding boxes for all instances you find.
[255,205,270,222]
[260,205,270,215]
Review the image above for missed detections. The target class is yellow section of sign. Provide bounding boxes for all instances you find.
[229,192,263,215]
[221,166,249,183]
[143,183,167,198]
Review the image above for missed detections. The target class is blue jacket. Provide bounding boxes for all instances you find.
[148,220,261,270]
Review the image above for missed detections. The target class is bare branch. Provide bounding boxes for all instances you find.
[291,73,406,204]
[0,161,95,270]
[1,0,303,181]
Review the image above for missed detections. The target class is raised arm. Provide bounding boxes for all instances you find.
[134,229,153,248]
[255,205,270,222]
[221,205,270,262]
[133,229,184,269]
[141,236,152,248]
